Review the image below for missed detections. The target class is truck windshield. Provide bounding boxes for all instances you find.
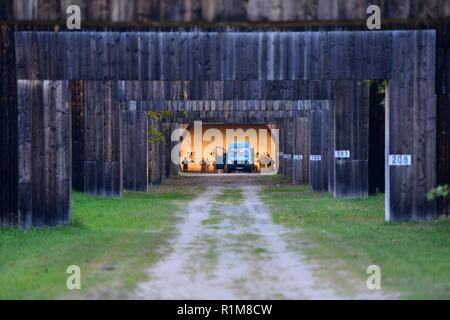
[229,148,249,156]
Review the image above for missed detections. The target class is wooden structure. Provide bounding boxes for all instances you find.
[293,117,310,185]
[71,81,123,197]
[127,100,331,189]
[16,80,71,228]
[0,28,442,227]
[309,103,333,192]
[0,25,18,227]
[333,81,370,198]
[122,102,149,192]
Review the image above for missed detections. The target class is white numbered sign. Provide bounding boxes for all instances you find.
[293,155,303,161]
[335,150,351,158]
[389,155,412,166]
[284,154,292,159]
[310,155,322,161]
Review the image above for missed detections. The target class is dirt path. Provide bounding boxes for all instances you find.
[133,178,391,300]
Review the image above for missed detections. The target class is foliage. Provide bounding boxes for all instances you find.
[377,80,387,108]
[359,80,387,108]
[426,184,450,201]
[147,111,173,143]
[148,110,173,120]
[148,125,165,143]
[377,80,388,95]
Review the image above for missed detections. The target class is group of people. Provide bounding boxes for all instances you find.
[181,153,215,173]
[181,151,274,173]
[256,152,274,170]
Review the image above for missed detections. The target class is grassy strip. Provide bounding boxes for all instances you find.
[0,190,194,299]
[261,185,450,299]
[215,189,244,204]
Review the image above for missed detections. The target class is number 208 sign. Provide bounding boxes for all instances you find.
[389,155,412,166]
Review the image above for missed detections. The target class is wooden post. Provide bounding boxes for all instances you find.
[0,24,18,227]
[277,120,284,175]
[148,118,163,184]
[386,31,437,221]
[283,117,295,181]
[81,81,123,197]
[70,81,85,192]
[309,105,331,192]
[17,80,71,228]
[121,105,149,191]
[163,121,172,179]
[333,81,369,198]
[293,117,310,185]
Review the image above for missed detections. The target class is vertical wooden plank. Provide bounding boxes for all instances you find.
[0,24,19,227]
[387,30,437,221]
[122,107,148,191]
[283,117,294,181]
[309,106,329,192]
[80,81,122,197]
[71,80,85,192]
[17,80,71,228]
[293,116,310,185]
[277,119,284,174]
[333,81,369,198]
[17,80,33,228]
[149,117,163,184]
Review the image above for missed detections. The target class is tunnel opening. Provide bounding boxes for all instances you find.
[178,123,279,175]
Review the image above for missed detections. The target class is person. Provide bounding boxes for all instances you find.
[182,157,189,173]
[200,158,207,173]
[221,151,228,173]
[266,153,273,168]
[208,152,215,170]
[255,152,260,172]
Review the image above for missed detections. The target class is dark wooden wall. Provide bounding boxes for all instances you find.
[116,80,333,101]
[277,119,284,174]
[70,80,84,192]
[5,0,450,22]
[282,117,294,180]
[121,104,148,191]
[0,24,18,227]
[15,31,394,81]
[134,99,326,121]
[333,80,369,198]
[148,117,166,184]
[309,104,333,192]
[16,80,71,228]
[74,81,123,196]
[293,117,309,185]
[387,31,437,221]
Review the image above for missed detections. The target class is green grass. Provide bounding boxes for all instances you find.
[0,190,194,299]
[262,185,450,300]
[215,189,243,204]
[202,217,222,225]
